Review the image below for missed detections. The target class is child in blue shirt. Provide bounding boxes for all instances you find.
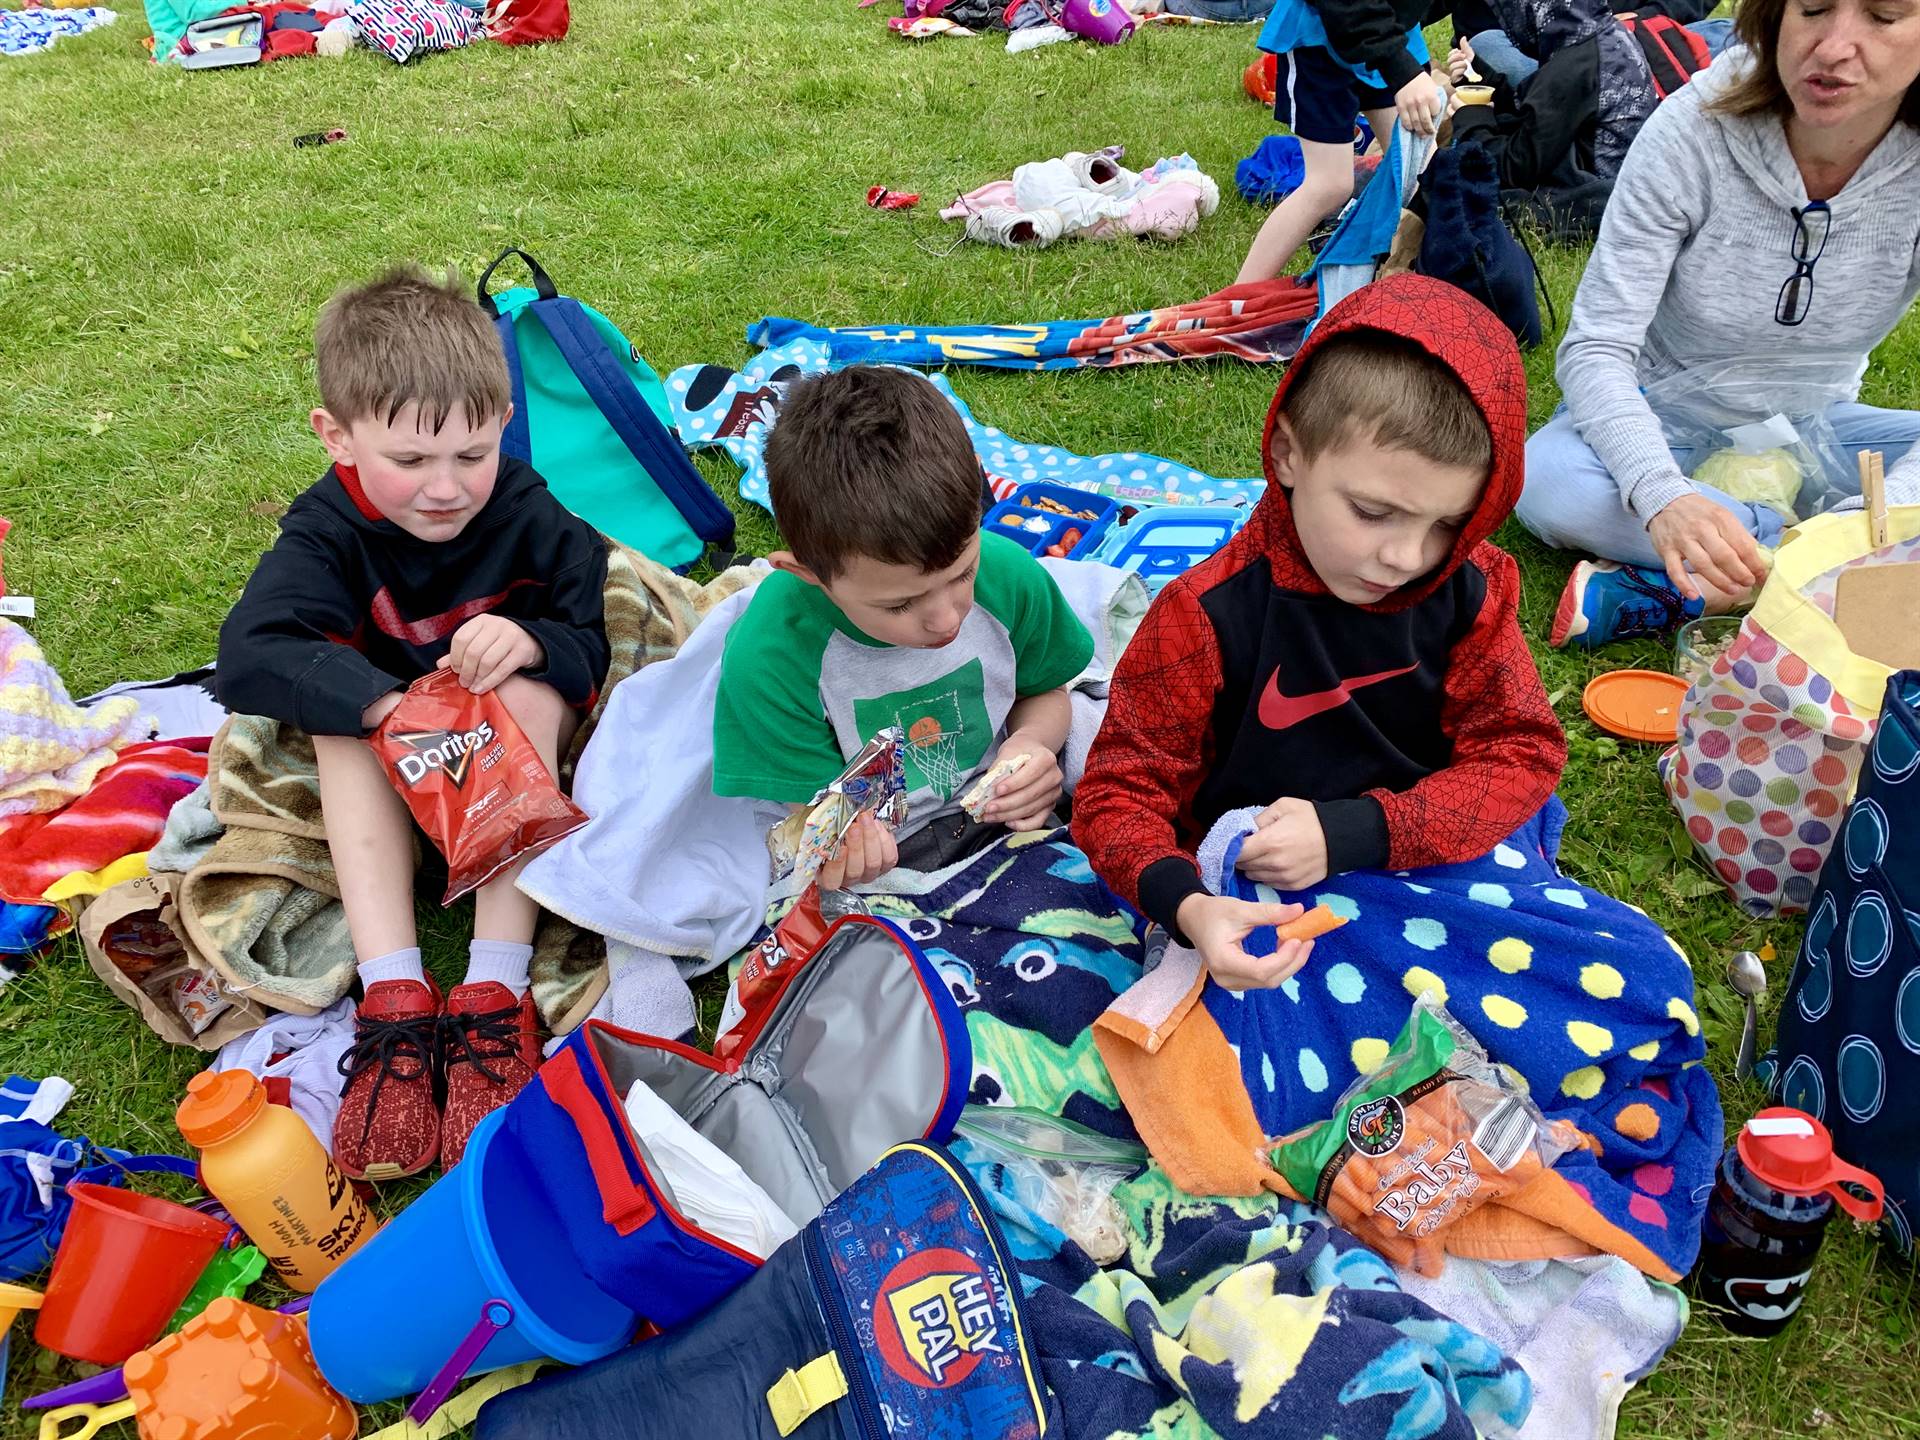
[1236,0,1448,283]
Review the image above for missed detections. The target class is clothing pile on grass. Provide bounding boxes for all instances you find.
[940,147,1222,248]
[143,0,560,66]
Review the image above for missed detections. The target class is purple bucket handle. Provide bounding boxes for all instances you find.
[407,1298,514,1425]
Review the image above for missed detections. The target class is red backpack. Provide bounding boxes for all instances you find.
[1618,13,1711,100]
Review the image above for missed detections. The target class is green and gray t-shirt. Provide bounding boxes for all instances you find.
[713,531,1094,835]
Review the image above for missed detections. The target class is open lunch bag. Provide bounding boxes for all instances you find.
[500,914,973,1326]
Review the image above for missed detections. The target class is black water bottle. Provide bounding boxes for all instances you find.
[1694,1108,1883,1337]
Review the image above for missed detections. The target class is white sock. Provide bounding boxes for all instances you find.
[464,940,534,998]
[358,947,426,990]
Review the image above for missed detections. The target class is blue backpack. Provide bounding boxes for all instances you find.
[479,249,735,572]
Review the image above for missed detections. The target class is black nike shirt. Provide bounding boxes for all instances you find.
[1188,554,1484,868]
[216,457,610,737]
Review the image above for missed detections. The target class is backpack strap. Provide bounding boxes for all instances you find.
[526,298,737,559]
[493,310,534,465]
[475,248,558,315]
[476,249,544,465]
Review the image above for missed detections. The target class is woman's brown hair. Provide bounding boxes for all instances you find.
[1712,0,1920,128]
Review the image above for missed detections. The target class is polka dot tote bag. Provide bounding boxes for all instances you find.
[1765,669,1920,1257]
[1664,510,1920,916]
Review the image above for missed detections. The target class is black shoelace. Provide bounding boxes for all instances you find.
[439,1005,523,1088]
[336,1010,438,1151]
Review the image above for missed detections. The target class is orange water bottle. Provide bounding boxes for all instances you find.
[175,1071,378,1293]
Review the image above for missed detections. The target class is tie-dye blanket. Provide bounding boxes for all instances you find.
[855,833,1534,1439]
[667,339,1265,516]
[1100,801,1721,1282]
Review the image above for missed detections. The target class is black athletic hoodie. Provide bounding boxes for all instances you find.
[217,457,609,737]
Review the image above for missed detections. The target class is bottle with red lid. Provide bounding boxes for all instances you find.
[1694,1107,1884,1336]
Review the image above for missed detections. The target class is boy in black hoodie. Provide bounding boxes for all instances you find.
[1235,0,1449,283]
[1074,275,1565,988]
[217,266,609,1181]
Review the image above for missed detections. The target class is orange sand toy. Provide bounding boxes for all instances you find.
[123,1298,356,1440]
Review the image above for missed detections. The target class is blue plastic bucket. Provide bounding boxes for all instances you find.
[307,1108,636,1403]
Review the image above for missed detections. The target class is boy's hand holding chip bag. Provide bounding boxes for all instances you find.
[438,614,545,695]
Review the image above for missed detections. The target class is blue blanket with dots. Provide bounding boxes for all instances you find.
[1210,798,1723,1280]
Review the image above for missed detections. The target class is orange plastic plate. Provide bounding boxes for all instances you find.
[1582,669,1691,744]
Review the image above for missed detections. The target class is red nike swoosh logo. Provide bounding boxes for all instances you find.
[1258,662,1418,730]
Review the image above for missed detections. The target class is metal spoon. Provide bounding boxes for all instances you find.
[1727,950,1768,1081]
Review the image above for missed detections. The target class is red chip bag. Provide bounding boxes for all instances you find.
[370,669,588,905]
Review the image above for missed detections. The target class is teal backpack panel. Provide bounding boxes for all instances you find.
[481,250,733,572]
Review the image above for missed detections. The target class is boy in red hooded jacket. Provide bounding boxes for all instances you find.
[1073,275,1566,990]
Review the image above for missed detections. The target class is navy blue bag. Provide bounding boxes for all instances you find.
[475,1141,1053,1440]
[1770,669,1920,1256]
[1417,144,1545,349]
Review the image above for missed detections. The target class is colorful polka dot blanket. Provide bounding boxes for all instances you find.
[853,833,1534,1438]
[1097,800,1723,1283]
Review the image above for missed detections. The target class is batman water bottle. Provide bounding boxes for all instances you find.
[1695,1108,1884,1336]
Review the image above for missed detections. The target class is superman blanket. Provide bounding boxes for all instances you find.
[1096,801,1722,1283]
[747,278,1317,373]
[848,833,1534,1438]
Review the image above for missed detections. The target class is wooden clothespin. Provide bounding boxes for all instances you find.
[1859,449,1889,549]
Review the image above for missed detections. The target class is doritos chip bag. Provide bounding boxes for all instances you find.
[1266,994,1581,1276]
[371,669,588,905]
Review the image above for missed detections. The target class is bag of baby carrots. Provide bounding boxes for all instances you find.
[1266,994,1579,1274]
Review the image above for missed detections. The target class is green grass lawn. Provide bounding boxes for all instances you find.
[3,2,1918,1434]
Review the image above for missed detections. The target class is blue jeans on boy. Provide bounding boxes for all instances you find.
[1468,19,1737,94]
[1518,403,1920,568]
[1466,28,1538,88]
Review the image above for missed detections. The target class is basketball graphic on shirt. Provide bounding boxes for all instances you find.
[854,659,993,802]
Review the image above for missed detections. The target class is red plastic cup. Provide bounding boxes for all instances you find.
[35,1183,229,1365]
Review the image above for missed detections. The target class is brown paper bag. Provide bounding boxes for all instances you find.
[79,874,269,1050]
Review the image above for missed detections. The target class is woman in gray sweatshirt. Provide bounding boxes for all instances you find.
[1516,0,1920,649]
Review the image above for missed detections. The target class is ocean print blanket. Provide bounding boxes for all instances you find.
[667,339,1266,516]
[848,832,1534,1438]
[1096,801,1721,1282]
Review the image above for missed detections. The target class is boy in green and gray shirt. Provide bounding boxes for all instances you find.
[713,366,1093,887]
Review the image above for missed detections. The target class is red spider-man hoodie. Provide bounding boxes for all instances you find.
[1073,275,1566,939]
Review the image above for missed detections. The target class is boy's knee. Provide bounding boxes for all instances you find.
[1295,170,1356,218]
[493,675,574,742]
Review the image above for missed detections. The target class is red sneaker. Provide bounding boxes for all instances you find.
[333,978,443,1182]
[439,983,542,1169]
